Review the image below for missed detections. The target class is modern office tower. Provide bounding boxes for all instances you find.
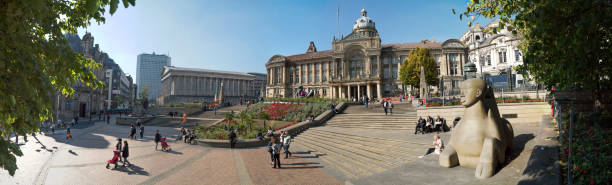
[136,52,171,103]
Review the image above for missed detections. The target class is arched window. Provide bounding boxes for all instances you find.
[349,51,364,79]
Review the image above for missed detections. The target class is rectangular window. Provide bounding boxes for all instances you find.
[288,67,293,83]
[337,61,342,78]
[449,54,459,75]
[302,65,306,83]
[322,63,327,82]
[400,56,406,65]
[384,67,390,79]
[294,66,299,83]
[315,63,320,83]
[308,64,313,83]
[392,57,398,64]
[383,57,389,65]
[487,55,491,65]
[434,55,440,63]
[330,61,335,79]
[370,57,378,76]
[499,51,507,63]
[514,50,520,62]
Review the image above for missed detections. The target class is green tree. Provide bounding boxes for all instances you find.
[224,111,234,125]
[137,85,149,103]
[399,47,439,89]
[258,111,270,130]
[0,0,135,176]
[458,0,611,110]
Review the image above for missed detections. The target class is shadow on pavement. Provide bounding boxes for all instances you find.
[507,134,536,164]
[279,166,324,169]
[164,150,183,155]
[284,162,320,165]
[517,145,560,185]
[114,164,150,176]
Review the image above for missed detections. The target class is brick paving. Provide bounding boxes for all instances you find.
[0,115,341,185]
[240,148,341,185]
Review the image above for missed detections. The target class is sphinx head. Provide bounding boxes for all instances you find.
[459,78,486,107]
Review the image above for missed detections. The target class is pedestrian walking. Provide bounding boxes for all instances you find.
[154,130,161,151]
[271,137,281,168]
[139,126,144,139]
[389,101,394,114]
[106,115,110,124]
[122,141,131,166]
[383,100,389,115]
[283,134,292,159]
[129,124,136,139]
[365,96,369,109]
[267,138,274,165]
[65,126,72,143]
[136,118,141,128]
[177,127,185,141]
[229,130,237,148]
[51,122,55,134]
[115,138,123,162]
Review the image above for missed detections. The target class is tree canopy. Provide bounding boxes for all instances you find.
[399,47,439,89]
[458,0,611,108]
[0,0,135,176]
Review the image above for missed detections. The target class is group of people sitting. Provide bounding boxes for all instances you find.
[415,115,450,134]
[178,127,197,144]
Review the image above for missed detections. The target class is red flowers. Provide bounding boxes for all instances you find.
[263,103,302,119]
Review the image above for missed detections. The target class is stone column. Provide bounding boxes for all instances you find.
[367,84,372,98]
[377,55,382,77]
[357,85,361,99]
[377,83,382,98]
[331,86,336,99]
[347,85,352,100]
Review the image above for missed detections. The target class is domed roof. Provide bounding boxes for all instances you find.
[353,8,375,31]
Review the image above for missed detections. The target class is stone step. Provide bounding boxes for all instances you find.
[292,143,363,179]
[326,122,417,125]
[294,136,398,170]
[309,128,430,146]
[297,132,414,166]
[324,125,416,130]
[329,118,417,121]
[301,130,424,158]
[293,138,383,178]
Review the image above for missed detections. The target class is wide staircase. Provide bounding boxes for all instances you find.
[324,112,417,130]
[292,103,431,180]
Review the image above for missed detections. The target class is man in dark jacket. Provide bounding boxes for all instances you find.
[154,130,161,151]
[229,130,237,148]
[139,126,144,139]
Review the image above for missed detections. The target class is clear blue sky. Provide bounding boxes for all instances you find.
[78,0,490,80]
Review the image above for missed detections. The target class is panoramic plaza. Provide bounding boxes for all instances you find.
[1,0,610,185]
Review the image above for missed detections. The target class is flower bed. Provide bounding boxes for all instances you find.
[426,98,461,107]
[243,102,329,122]
[559,112,612,184]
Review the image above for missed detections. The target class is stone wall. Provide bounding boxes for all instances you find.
[417,102,550,127]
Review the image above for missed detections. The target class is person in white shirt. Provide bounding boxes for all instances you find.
[282,134,292,159]
[433,134,444,154]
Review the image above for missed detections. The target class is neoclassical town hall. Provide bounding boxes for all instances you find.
[266,9,469,99]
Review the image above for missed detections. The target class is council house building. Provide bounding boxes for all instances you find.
[265,9,469,99]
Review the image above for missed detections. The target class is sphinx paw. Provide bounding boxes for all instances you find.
[475,162,494,179]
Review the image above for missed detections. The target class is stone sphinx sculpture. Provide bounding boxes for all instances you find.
[439,78,514,179]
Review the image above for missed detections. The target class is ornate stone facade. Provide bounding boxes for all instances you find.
[460,20,534,88]
[266,9,469,99]
[158,66,264,106]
